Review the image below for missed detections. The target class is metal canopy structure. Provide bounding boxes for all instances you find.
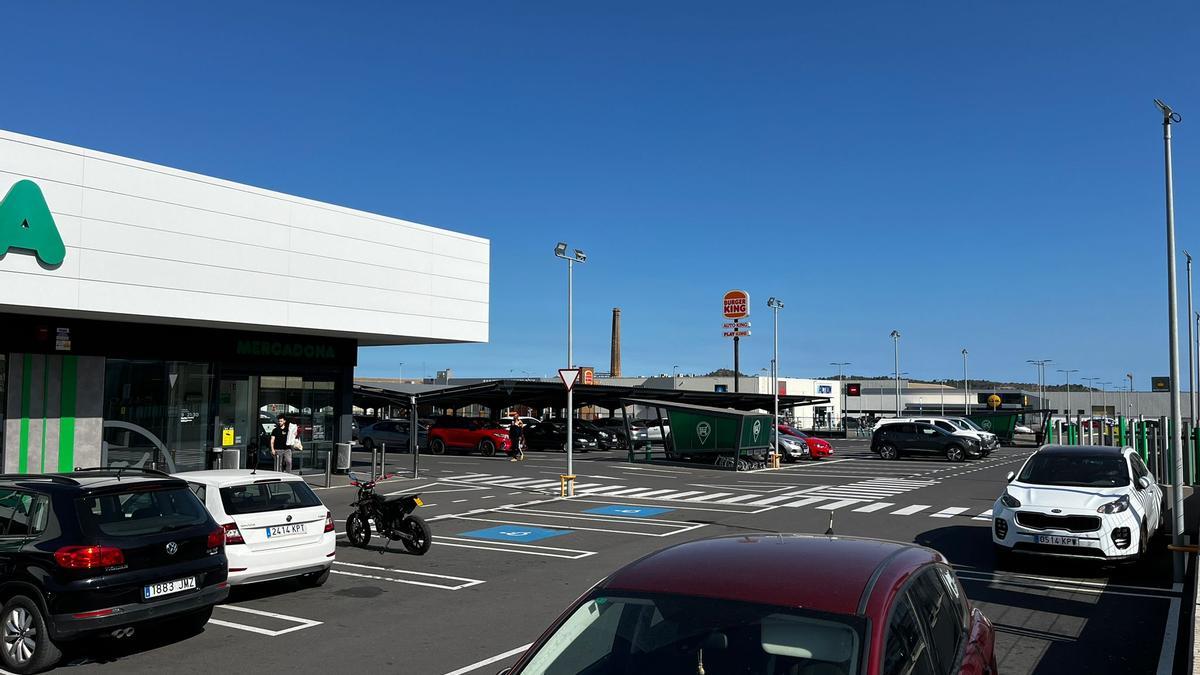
[353,380,828,415]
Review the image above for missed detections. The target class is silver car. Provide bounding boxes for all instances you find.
[360,419,428,451]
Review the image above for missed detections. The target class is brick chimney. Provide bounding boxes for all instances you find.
[610,307,622,378]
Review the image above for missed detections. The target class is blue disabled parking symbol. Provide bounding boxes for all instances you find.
[459,525,570,543]
[585,505,673,518]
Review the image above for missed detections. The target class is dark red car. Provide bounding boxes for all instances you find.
[779,424,835,459]
[503,534,996,675]
[427,416,512,456]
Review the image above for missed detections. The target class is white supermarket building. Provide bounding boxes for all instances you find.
[0,129,489,474]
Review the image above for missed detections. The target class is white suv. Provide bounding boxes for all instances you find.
[992,445,1162,562]
[874,417,995,454]
[178,470,336,586]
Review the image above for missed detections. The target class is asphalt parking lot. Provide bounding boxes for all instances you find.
[42,440,1188,675]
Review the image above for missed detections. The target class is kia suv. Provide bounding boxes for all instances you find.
[0,468,228,674]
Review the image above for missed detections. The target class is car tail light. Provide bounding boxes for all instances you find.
[223,522,245,545]
[324,511,335,533]
[207,527,224,554]
[54,545,125,569]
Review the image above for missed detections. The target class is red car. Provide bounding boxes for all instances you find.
[503,534,996,675]
[780,424,834,459]
[427,416,512,456]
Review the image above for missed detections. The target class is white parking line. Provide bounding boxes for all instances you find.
[208,605,323,637]
[442,643,533,675]
[331,561,485,590]
[816,499,866,510]
[434,536,597,559]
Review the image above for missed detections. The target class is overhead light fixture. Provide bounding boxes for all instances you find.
[554,242,568,257]
[574,249,587,262]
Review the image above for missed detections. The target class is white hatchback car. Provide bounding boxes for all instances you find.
[177,470,336,585]
[992,445,1163,563]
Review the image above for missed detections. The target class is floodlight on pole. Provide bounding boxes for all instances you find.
[890,331,902,416]
[553,241,586,495]
[1058,369,1079,419]
[831,362,851,428]
[768,297,784,458]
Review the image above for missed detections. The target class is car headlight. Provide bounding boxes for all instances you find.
[1097,495,1130,514]
[1000,492,1021,508]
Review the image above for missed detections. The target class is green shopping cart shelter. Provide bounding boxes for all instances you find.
[622,398,775,466]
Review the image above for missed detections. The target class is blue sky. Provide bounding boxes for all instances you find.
[5,2,1199,386]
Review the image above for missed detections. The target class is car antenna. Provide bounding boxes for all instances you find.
[825,512,834,536]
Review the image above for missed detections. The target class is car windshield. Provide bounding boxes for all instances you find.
[958,419,984,431]
[519,593,864,675]
[1017,454,1130,487]
[78,487,209,537]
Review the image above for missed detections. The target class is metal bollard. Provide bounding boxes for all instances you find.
[371,446,379,482]
[324,448,333,488]
[381,442,387,478]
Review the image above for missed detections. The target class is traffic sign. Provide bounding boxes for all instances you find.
[558,369,581,390]
[722,321,751,329]
[723,289,750,319]
[723,330,751,338]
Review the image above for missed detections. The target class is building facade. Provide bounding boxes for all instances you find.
[0,129,488,474]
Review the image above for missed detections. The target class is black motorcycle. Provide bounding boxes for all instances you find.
[345,472,432,555]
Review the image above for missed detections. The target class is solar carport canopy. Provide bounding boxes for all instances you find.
[353,380,827,414]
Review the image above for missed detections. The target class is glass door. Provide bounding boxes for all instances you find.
[216,376,258,470]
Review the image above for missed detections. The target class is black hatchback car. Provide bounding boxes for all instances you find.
[0,468,228,673]
[871,422,981,462]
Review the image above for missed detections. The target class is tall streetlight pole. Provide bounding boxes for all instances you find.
[962,349,970,415]
[554,242,586,496]
[1156,98,1186,582]
[1082,377,1099,418]
[891,331,902,416]
[1128,372,1138,417]
[1058,369,1078,421]
[672,365,680,390]
[1100,382,1113,418]
[1189,253,1198,424]
[768,298,784,457]
[831,362,850,428]
[1027,359,1052,417]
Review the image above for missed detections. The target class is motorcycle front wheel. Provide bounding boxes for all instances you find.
[401,515,432,555]
[346,512,372,548]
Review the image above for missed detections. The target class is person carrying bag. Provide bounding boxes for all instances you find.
[270,414,301,473]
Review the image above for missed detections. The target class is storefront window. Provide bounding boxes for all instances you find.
[258,376,337,473]
[103,360,212,473]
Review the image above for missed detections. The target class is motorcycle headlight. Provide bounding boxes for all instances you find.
[999,492,1021,508]
[1097,495,1130,514]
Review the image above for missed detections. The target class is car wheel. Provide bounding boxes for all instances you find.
[430,438,446,455]
[171,605,214,635]
[878,444,899,460]
[401,516,432,555]
[946,445,966,462]
[361,437,374,451]
[479,439,496,457]
[303,567,331,587]
[0,595,61,674]
[346,512,371,548]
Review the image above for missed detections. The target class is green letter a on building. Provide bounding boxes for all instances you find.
[0,180,65,266]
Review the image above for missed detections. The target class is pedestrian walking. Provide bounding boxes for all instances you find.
[270,414,301,472]
[507,413,526,461]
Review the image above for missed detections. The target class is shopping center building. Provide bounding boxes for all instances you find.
[0,129,489,474]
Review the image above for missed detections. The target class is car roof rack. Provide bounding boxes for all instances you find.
[0,474,80,485]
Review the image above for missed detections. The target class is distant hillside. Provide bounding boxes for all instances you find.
[822,375,1100,393]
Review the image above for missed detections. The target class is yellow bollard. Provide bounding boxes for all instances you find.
[559,474,576,497]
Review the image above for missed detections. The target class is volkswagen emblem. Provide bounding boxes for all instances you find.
[286,515,293,523]
[165,541,178,555]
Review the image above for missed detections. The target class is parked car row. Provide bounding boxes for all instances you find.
[0,467,341,674]
[874,416,998,455]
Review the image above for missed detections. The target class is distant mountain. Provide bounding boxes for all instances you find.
[821,375,1100,393]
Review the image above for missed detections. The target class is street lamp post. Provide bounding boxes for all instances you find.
[672,365,680,390]
[890,331,901,416]
[962,349,970,415]
[1156,98,1186,582]
[830,362,850,428]
[769,298,784,458]
[1128,373,1138,417]
[1027,359,1052,419]
[554,242,586,496]
[1082,377,1099,418]
[1058,369,1079,422]
[1189,253,1197,425]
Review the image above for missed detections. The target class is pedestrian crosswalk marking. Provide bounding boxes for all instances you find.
[816,499,867,510]
[930,507,969,518]
[747,495,801,506]
[715,494,762,504]
[853,502,895,513]
[891,504,931,516]
[687,493,735,502]
[973,510,994,521]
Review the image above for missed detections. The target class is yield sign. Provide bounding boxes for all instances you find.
[558,369,581,391]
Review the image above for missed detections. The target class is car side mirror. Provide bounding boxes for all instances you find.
[1138,476,1151,490]
[1005,471,1015,483]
